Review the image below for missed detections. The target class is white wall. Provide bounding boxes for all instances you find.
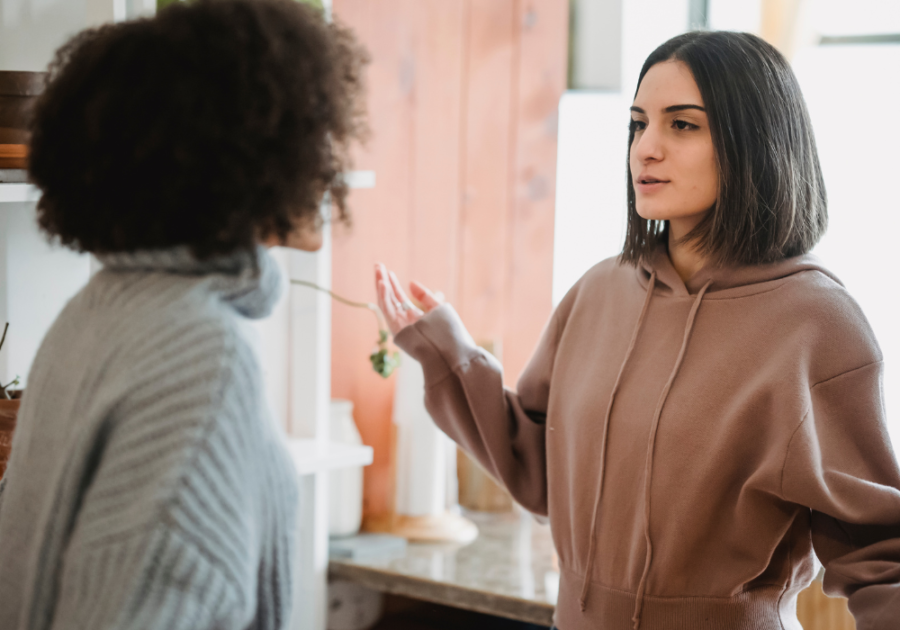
[1,0,89,71]
[707,0,762,34]
[0,0,153,72]
[620,0,691,95]
[552,92,627,305]
[571,0,623,90]
[0,203,91,386]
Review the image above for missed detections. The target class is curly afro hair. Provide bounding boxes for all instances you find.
[29,0,368,259]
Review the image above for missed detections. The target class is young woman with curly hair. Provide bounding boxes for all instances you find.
[376,31,900,630]
[0,1,367,628]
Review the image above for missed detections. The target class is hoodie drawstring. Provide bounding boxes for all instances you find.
[578,271,657,612]
[630,279,712,629]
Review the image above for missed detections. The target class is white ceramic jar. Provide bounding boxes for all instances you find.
[328,399,364,538]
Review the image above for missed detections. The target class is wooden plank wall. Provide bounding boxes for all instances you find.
[798,579,856,630]
[330,0,568,523]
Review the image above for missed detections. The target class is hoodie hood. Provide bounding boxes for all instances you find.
[638,244,842,298]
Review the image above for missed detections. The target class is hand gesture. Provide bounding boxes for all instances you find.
[375,263,443,336]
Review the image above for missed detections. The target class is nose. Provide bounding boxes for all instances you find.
[633,122,664,164]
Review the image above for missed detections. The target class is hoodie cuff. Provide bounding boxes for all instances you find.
[393,304,481,388]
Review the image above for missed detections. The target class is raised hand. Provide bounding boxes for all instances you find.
[375,263,443,336]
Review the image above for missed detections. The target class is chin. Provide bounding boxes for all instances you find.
[634,203,672,222]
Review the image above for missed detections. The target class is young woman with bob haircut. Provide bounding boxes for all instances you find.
[376,31,900,630]
[0,1,367,628]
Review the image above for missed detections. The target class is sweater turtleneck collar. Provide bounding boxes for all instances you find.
[96,245,282,320]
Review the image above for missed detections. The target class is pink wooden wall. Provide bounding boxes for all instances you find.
[330,0,568,523]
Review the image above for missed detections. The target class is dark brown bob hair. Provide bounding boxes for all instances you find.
[620,31,827,266]
[29,0,367,260]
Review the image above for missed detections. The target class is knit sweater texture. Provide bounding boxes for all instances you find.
[0,246,298,630]
[394,245,900,630]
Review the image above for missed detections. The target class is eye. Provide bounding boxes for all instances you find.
[672,119,699,131]
[629,119,646,132]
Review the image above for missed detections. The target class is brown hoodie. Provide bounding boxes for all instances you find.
[393,246,900,630]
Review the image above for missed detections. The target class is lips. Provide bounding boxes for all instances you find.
[635,175,670,194]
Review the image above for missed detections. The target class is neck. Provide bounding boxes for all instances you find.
[667,222,707,284]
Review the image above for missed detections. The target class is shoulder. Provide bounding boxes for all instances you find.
[74,319,275,548]
[580,254,629,287]
[553,254,635,323]
[781,267,882,383]
[82,267,263,381]
[89,272,268,458]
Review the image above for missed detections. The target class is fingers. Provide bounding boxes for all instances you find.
[409,280,442,311]
[375,264,402,335]
[388,271,423,316]
[375,263,425,335]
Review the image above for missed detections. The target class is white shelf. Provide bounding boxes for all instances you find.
[0,183,39,204]
[286,438,373,476]
[345,170,375,189]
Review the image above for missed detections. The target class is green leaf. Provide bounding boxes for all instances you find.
[369,348,400,378]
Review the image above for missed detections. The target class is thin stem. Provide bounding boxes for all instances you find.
[0,323,8,354]
[290,280,389,338]
[291,280,369,308]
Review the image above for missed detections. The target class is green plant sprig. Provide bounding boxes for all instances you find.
[0,376,20,400]
[291,280,400,378]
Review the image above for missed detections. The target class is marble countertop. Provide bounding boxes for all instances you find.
[328,510,559,627]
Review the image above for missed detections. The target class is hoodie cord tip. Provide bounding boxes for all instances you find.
[632,614,642,630]
[579,597,587,612]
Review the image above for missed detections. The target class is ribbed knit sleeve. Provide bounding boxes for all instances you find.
[50,527,243,630]
[393,302,564,516]
[39,327,296,630]
[781,361,900,630]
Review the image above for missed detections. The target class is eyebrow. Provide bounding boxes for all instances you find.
[630,104,706,114]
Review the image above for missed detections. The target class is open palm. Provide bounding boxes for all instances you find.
[374,263,443,336]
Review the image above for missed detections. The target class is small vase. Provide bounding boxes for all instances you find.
[328,399,364,538]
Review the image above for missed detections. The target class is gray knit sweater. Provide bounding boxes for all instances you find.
[0,246,298,630]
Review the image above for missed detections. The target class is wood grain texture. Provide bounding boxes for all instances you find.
[504,0,567,386]
[332,0,416,521]
[797,579,856,630]
[455,0,516,352]
[331,0,566,521]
